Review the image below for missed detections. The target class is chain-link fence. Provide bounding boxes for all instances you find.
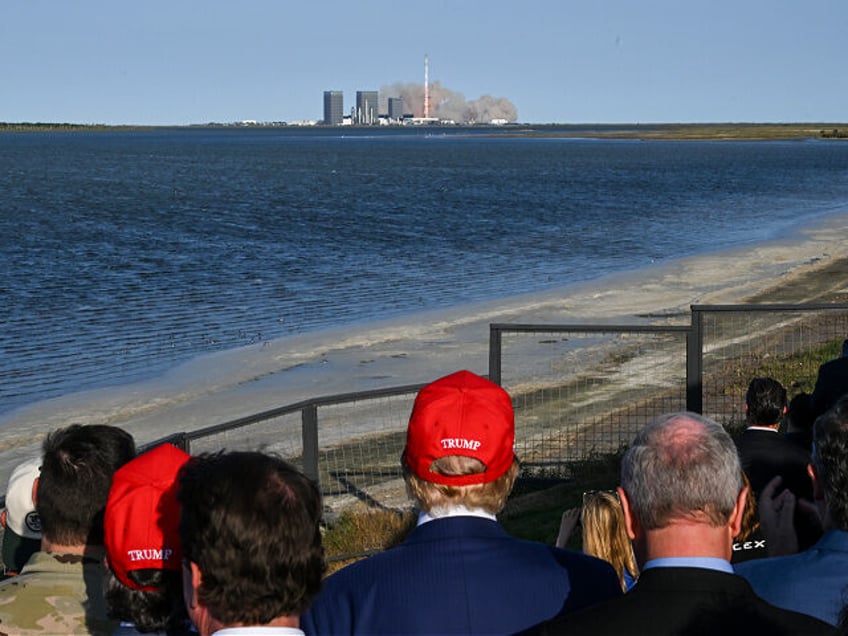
[490,303,848,475]
[142,303,848,513]
[490,324,691,475]
[696,304,848,426]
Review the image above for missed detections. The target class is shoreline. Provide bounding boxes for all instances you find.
[4,122,848,141]
[1,212,847,483]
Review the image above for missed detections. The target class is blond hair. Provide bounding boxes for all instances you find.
[404,456,519,514]
[736,472,759,542]
[581,491,638,592]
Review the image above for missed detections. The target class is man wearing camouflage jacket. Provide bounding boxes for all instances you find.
[0,424,135,635]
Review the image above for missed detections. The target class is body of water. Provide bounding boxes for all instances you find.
[3,128,848,418]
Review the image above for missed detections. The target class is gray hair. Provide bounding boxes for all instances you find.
[621,412,743,530]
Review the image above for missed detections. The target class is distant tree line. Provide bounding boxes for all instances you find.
[821,128,848,139]
[0,122,148,132]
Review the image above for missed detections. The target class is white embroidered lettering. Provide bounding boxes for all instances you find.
[440,438,482,452]
[127,548,174,561]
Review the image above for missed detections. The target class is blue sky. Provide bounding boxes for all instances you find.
[2,0,846,125]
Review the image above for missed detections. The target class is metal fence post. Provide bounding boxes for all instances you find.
[687,307,704,413]
[489,325,503,385]
[302,403,320,486]
[138,432,190,454]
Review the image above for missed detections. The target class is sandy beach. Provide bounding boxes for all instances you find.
[1,212,847,486]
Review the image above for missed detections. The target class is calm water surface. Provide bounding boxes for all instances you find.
[3,128,848,415]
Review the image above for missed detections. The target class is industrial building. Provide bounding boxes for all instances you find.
[355,91,379,125]
[320,91,408,126]
[322,56,454,126]
[388,97,404,121]
[323,91,344,125]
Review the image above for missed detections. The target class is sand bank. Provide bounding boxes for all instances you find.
[1,213,847,483]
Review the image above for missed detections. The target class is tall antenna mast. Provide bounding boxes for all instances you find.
[424,54,430,119]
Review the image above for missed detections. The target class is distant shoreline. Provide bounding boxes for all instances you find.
[3,121,848,140]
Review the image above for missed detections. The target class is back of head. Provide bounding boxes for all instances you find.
[104,443,191,633]
[402,370,518,515]
[581,491,627,557]
[178,451,325,626]
[106,569,186,634]
[621,412,742,530]
[812,395,848,530]
[746,377,787,426]
[37,424,136,546]
[2,457,42,573]
[787,392,814,434]
[581,491,637,590]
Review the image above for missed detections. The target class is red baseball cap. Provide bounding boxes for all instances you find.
[104,443,191,592]
[404,370,515,486]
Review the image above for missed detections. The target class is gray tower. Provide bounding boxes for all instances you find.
[388,97,404,122]
[323,91,344,125]
[356,90,379,125]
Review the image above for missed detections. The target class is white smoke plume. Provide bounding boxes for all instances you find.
[380,81,518,123]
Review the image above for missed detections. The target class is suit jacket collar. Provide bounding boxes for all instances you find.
[403,515,508,544]
[815,529,848,553]
[741,427,781,440]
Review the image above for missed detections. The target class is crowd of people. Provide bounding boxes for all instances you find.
[0,339,846,635]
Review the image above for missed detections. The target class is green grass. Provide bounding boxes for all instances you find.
[323,508,416,574]
[709,339,841,401]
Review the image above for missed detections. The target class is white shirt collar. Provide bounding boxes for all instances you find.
[417,506,497,526]
[212,628,304,635]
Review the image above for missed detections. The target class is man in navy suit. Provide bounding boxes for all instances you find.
[735,377,818,551]
[810,339,848,420]
[736,377,812,500]
[542,412,834,635]
[302,370,621,635]
[736,395,848,626]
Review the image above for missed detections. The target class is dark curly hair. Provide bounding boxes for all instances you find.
[813,395,848,530]
[178,451,325,625]
[746,377,787,427]
[37,424,136,546]
[106,568,190,633]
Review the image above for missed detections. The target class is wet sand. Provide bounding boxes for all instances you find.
[1,212,847,485]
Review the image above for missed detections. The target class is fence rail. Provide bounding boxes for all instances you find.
[132,302,848,510]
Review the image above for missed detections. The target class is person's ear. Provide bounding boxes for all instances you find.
[182,561,195,609]
[31,477,39,506]
[1,509,6,529]
[617,487,638,540]
[729,486,749,538]
[808,464,824,501]
[183,560,203,610]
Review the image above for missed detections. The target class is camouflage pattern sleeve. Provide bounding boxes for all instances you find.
[0,552,118,635]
